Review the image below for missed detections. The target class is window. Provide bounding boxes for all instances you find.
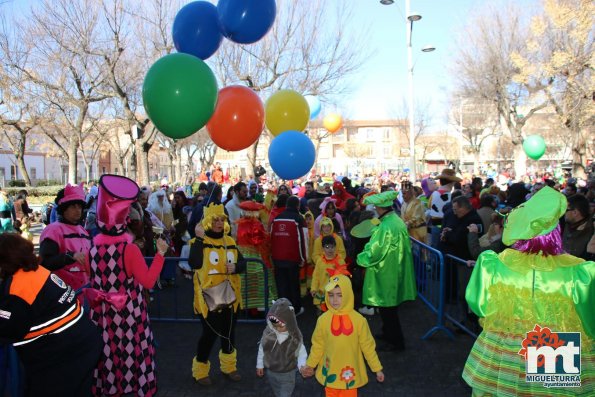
[102,166,106,173]
[366,128,375,141]
[114,168,119,175]
[0,168,4,179]
[10,165,17,180]
[383,128,391,140]
[383,147,391,158]
[30,167,37,179]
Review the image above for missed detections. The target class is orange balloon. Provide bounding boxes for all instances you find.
[323,113,342,133]
[206,85,264,151]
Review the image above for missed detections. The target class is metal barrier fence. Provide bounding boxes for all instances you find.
[410,238,454,340]
[146,256,271,324]
[443,254,480,339]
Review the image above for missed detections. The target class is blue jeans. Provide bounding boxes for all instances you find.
[266,369,297,397]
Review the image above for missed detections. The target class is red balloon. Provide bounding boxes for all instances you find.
[207,85,264,151]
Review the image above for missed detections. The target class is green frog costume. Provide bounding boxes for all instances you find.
[462,187,594,396]
[356,191,417,307]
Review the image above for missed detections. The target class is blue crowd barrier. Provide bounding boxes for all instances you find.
[145,256,271,324]
[409,238,454,340]
[443,254,480,339]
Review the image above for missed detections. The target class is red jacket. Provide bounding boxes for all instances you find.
[271,209,306,264]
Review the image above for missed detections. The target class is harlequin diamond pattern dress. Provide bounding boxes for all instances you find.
[89,242,157,397]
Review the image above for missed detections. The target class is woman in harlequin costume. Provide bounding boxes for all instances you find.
[236,200,277,311]
[303,274,384,396]
[88,175,167,397]
[39,184,91,296]
[462,186,594,396]
[189,203,246,386]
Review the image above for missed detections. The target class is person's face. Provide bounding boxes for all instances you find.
[249,184,257,196]
[428,179,437,191]
[278,186,289,195]
[326,204,336,216]
[269,317,287,332]
[63,203,83,223]
[211,217,225,233]
[199,188,208,196]
[139,194,149,208]
[462,184,472,195]
[323,243,337,259]
[452,202,469,219]
[324,184,331,193]
[328,286,343,310]
[305,215,314,228]
[321,224,332,236]
[157,195,164,204]
[402,188,413,202]
[238,186,248,199]
[305,184,313,194]
[174,194,184,206]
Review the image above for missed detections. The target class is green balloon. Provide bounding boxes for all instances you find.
[143,53,218,139]
[522,135,546,160]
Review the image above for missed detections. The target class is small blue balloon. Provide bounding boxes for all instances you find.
[218,0,276,44]
[268,131,316,180]
[305,96,321,120]
[173,1,223,60]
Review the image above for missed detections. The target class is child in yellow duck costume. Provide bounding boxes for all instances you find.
[303,274,384,396]
[189,203,246,386]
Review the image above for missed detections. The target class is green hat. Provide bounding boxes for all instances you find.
[350,218,380,239]
[363,190,398,208]
[502,186,566,246]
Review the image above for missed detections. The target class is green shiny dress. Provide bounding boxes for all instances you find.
[463,249,595,396]
[356,211,417,307]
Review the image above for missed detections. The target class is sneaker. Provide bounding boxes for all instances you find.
[358,306,375,316]
[296,307,305,316]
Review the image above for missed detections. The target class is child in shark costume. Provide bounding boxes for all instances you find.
[256,298,308,397]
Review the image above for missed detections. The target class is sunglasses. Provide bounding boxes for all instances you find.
[323,245,335,249]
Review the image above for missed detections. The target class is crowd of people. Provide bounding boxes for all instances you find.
[0,164,594,396]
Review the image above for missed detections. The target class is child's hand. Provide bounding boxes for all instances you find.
[376,371,385,383]
[300,366,314,378]
[256,368,264,377]
[310,290,316,297]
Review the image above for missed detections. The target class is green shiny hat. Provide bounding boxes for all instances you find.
[363,190,398,208]
[502,186,566,246]
[350,218,380,239]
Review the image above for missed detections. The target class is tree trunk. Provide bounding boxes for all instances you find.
[129,147,137,181]
[513,144,526,180]
[68,139,78,184]
[247,141,258,178]
[16,155,32,186]
[136,139,150,185]
[473,151,481,175]
[85,163,91,183]
[175,147,183,185]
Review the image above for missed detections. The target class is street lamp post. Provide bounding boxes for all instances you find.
[381,0,434,184]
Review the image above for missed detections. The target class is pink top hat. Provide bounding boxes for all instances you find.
[58,184,85,205]
[97,174,140,236]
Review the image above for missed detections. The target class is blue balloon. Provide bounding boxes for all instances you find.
[305,96,321,120]
[217,0,276,44]
[173,1,223,60]
[268,131,316,180]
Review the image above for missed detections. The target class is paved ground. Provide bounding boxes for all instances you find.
[150,277,475,397]
[30,222,475,397]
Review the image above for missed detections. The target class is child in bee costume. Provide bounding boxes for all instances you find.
[189,203,246,386]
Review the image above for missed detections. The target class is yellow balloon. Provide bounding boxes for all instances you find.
[265,89,310,136]
[323,113,342,133]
